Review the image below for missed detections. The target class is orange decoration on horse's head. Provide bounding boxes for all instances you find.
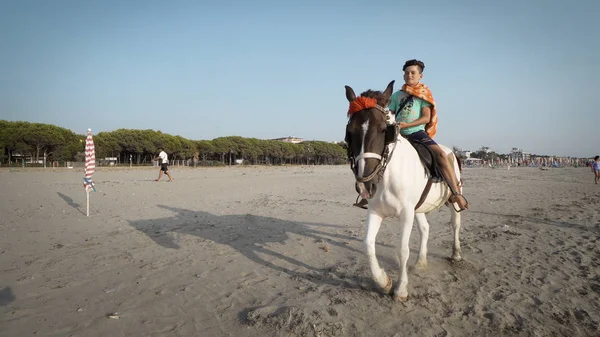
[347,97,378,116]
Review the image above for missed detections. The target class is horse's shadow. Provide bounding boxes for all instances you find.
[128,205,374,288]
[128,205,452,289]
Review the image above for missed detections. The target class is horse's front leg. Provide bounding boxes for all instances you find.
[363,211,392,294]
[414,213,429,270]
[450,209,463,261]
[393,207,415,302]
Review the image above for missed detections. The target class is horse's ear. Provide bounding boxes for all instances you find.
[345,85,356,102]
[382,80,395,100]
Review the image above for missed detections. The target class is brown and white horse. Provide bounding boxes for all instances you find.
[344,80,463,302]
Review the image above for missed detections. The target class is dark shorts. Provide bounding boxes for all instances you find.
[160,163,169,172]
[404,130,437,146]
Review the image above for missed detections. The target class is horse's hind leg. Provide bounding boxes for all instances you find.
[363,211,392,294]
[414,213,429,270]
[450,209,463,261]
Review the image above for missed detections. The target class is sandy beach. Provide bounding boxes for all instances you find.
[1,165,599,337]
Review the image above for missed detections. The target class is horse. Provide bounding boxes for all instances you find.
[344,80,464,302]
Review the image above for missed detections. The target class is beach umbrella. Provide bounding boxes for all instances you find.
[83,128,96,216]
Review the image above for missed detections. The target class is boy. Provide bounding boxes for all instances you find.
[153,148,174,182]
[392,59,467,210]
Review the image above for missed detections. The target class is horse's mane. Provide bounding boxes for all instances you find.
[360,90,388,107]
[360,89,382,99]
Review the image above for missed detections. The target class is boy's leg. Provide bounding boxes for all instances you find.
[166,170,173,182]
[156,170,164,181]
[430,144,468,210]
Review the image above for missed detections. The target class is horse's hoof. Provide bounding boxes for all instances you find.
[381,274,393,294]
[414,262,428,272]
[393,293,408,302]
[451,255,463,263]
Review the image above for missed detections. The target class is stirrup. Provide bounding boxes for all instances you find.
[353,195,368,209]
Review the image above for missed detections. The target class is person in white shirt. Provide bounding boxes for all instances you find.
[153,148,173,182]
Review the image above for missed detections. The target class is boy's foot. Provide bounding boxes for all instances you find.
[353,198,368,209]
[168,179,173,182]
[450,194,469,211]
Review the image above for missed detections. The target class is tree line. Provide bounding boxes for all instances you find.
[0,120,349,166]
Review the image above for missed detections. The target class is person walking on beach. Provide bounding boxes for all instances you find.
[153,148,173,182]
[592,156,600,184]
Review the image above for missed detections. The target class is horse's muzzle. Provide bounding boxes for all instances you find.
[356,181,377,199]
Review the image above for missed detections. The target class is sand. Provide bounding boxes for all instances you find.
[1,165,599,337]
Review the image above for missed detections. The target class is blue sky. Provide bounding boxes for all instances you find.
[1,0,598,157]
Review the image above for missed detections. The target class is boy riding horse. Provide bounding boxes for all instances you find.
[354,59,469,211]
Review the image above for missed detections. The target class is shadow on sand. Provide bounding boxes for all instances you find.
[128,205,453,290]
[57,192,85,215]
[0,287,16,306]
[128,205,375,287]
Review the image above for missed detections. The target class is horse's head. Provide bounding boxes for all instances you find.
[344,80,396,199]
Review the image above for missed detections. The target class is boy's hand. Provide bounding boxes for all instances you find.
[398,122,409,129]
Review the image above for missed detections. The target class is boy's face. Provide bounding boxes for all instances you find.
[403,65,423,86]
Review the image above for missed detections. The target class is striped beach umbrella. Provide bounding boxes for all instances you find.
[83,128,96,217]
[83,128,96,192]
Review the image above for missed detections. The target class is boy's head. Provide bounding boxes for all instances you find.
[595,155,599,161]
[403,59,425,87]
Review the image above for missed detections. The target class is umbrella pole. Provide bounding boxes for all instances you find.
[86,188,90,217]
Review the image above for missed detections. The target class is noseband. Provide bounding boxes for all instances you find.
[346,105,398,183]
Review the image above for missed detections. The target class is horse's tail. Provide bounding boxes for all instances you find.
[456,154,463,173]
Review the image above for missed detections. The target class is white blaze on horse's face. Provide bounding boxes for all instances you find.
[352,112,385,181]
[357,120,370,178]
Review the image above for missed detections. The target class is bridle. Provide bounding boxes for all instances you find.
[346,104,399,183]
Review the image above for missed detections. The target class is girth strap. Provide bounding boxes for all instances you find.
[414,178,433,211]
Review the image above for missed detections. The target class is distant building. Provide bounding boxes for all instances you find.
[479,146,492,153]
[11,151,40,164]
[509,147,530,163]
[270,136,303,144]
[457,150,471,158]
[99,157,118,166]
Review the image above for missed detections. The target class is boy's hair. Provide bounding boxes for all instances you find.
[595,155,599,160]
[403,59,425,73]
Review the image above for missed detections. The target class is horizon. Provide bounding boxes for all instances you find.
[1,0,598,158]
[2,119,594,159]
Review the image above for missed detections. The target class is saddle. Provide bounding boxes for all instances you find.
[405,137,445,182]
